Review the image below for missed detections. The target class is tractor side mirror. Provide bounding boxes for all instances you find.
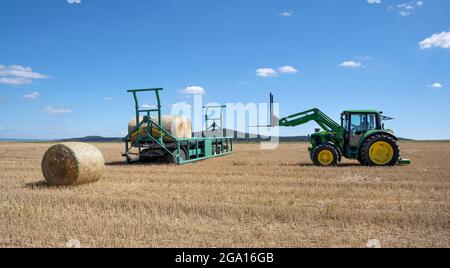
[382,123,385,129]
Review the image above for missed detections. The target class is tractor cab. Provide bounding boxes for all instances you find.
[341,110,382,148]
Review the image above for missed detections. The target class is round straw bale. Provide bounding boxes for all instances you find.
[181,116,193,138]
[128,115,192,142]
[159,115,184,138]
[41,142,105,186]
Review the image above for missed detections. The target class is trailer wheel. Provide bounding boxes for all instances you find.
[361,134,400,166]
[166,149,187,164]
[311,144,338,167]
[139,149,154,163]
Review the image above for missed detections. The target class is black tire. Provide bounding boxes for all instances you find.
[166,148,187,164]
[360,134,400,166]
[139,149,153,163]
[311,144,339,167]
[357,154,364,165]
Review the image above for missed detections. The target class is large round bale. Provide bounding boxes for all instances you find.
[128,115,192,142]
[182,116,193,138]
[41,142,105,186]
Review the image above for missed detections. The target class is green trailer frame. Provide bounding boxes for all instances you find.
[123,88,233,164]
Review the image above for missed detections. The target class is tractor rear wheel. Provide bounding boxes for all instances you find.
[357,154,364,165]
[360,134,400,166]
[312,144,338,167]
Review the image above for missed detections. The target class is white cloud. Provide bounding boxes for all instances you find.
[419,30,450,50]
[399,11,411,16]
[102,96,113,101]
[67,0,81,4]
[237,81,250,86]
[398,3,414,9]
[171,101,191,109]
[0,65,47,79]
[278,66,298,74]
[367,0,382,4]
[0,77,32,85]
[256,66,299,77]
[356,55,375,60]
[181,86,205,95]
[256,68,278,77]
[23,91,40,99]
[45,106,71,115]
[338,61,363,68]
[0,65,48,85]
[391,1,424,16]
[428,82,443,88]
[279,11,293,17]
[171,101,192,116]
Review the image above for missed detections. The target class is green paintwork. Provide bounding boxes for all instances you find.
[278,108,346,156]
[398,159,412,165]
[279,108,342,131]
[204,139,213,157]
[203,105,227,137]
[358,129,397,147]
[343,109,381,114]
[123,88,233,165]
[270,93,409,165]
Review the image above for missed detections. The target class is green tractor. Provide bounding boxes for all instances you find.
[268,93,411,166]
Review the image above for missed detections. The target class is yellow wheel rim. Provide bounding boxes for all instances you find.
[318,150,334,166]
[369,141,394,165]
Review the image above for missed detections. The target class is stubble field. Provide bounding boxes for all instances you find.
[0,142,449,248]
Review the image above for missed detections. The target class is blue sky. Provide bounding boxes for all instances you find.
[0,0,449,140]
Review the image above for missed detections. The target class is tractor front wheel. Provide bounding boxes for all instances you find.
[311,144,339,167]
[360,134,400,166]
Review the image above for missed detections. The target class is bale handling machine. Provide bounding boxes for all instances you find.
[123,88,233,164]
[264,93,411,166]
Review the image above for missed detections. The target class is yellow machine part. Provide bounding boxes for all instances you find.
[369,141,394,165]
[129,126,176,143]
[318,149,334,166]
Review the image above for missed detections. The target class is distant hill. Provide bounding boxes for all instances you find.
[0,138,47,142]
[194,129,309,142]
[58,136,122,142]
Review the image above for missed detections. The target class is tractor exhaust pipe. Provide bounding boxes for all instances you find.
[270,92,279,127]
[249,92,279,128]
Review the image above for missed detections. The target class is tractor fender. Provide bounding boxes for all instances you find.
[321,141,342,162]
[356,130,399,156]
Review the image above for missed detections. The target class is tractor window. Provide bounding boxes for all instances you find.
[350,114,363,133]
[350,113,377,133]
[367,114,376,130]
[342,113,349,130]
